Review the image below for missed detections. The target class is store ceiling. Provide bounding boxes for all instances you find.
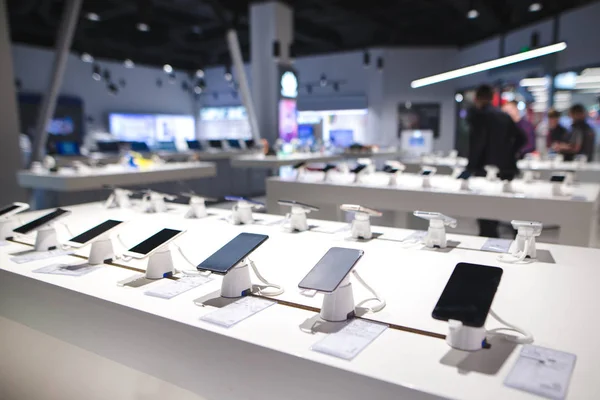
[7,0,598,71]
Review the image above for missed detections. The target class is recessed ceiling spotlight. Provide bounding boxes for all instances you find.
[81,53,94,63]
[163,64,173,73]
[467,9,479,19]
[194,85,203,95]
[136,22,150,32]
[195,69,205,78]
[124,59,135,68]
[85,12,100,22]
[92,65,101,81]
[529,2,542,12]
[455,93,464,102]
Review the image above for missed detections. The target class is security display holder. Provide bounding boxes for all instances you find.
[278,200,319,232]
[104,188,133,209]
[421,166,437,189]
[484,165,499,181]
[142,190,177,213]
[384,161,406,186]
[340,204,382,240]
[414,211,457,249]
[181,193,216,219]
[499,220,543,263]
[225,196,265,225]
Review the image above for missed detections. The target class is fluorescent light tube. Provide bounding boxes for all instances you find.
[411,42,567,88]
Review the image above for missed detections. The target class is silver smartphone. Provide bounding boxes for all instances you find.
[277,200,320,212]
[298,247,364,293]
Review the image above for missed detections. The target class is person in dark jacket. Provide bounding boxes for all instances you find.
[552,104,596,162]
[546,109,568,149]
[467,85,526,238]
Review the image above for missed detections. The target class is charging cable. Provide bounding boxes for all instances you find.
[352,269,386,313]
[487,308,534,344]
[114,234,132,261]
[248,259,284,296]
[172,244,212,277]
[498,238,534,264]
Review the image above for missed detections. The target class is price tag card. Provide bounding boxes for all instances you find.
[144,276,213,299]
[311,224,349,234]
[311,319,388,361]
[403,230,427,243]
[11,249,74,264]
[504,344,576,400]
[200,296,275,328]
[481,238,513,253]
[33,262,101,277]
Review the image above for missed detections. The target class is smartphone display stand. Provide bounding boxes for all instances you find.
[144,192,169,213]
[484,165,499,181]
[283,205,311,232]
[353,164,375,184]
[88,238,115,265]
[386,161,406,186]
[295,166,307,181]
[522,170,536,183]
[446,319,487,351]
[146,246,175,279]
[502,180,513,193]
[230,202,255,225]
[350,212,373,240]
[320,274,355,322]
[460,177,470,191]
[185,196,208,219]
[552,182,565,196]
[34,225,60,251]
[0,218,20,239]
[415,213,457,249]
[509,224,541,259]
[220,258,253,298]
[105,189,131,209]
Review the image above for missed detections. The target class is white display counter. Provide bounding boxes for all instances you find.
[266,173,600,247]
[517,159,600,183]
[1,202,599,399]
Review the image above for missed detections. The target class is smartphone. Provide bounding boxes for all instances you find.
[432,263,503,327]
[457,170,471,180]
[97,141,120,154]
[224,196,265,207]
[277,200,319,211]
[0,202,30,219]
[245,139,255,149]
[208,140,223,149]
[383,165,399,174]
[340,204,382,217]
[421,170,434,176]
[414,211,457,226]
[186,140,202,151]
[321,164,337,172]
[550,174,566,183]
[298,247,364,293]
[196,233,269,274]
[130,141,150,152]
[228,139,242,149]
[180,192,217,202]
[293,162,307,169]
[66,219,124,247]
[351,164,367,174]
[13,208,71,234]
[124,228,185,259]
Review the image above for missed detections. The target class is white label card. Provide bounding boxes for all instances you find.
[504,344,577,400]
[33,262,101,277]
[312,319,388,361]
[11,249,74,264]
[200,296,275,328]
[144,276,213,299]
[403,230,427,242]
[481,238,513,253]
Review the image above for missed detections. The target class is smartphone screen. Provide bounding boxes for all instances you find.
[432,263,503,327]
[351,165,367,174]
[186,140,202,150]
[128,228,182,256]
[322,164,336,172]
[0,204,21,217]
[457,171,471,180]
[298,247,364,293]
[421,170,433,176]
[293,162,307,169]
[13,209,71,234]
[278,200,319,211]
[228,139,241,149]
[550,175,566,182]
[69,220,123,245]
[197,233,269,274]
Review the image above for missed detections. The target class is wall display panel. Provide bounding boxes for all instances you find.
[198,107,252,140]
[297,109,368,146]
[397,103,441,139]
[108,113,195,150]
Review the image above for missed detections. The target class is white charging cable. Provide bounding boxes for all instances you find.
[248,259,284,297]
[498,238,534,264]
[487,308,534,344]
[172,244,212,277]
[114,234,132,261]
[352,269,386,313]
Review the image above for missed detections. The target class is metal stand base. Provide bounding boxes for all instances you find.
[146,247,175,279]
[34,227,60,251]
[88,238,115,265]
[446,319,486,351]
[221,260,252,298]
[321,277,355,322]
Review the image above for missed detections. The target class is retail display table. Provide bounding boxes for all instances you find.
[517,159,600,183]
[266,172,600,247]
[1,202,599,399]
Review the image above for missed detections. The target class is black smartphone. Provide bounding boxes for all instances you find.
[125,228,185,258]
[351,164,367,174]
[321,164,337,172]
[197,233,269,274]
[383,165,399,174]
[298,247,364,293]
[457,170,471,180]
[13,208,71,234]
[421,170,433,176]
[277,199,320,211]
[97,141,120,153]
[68,220,123,246]
[228,139,242,149]
[130,141,150,152]
[186,140,202,151]
[432,263,503,327]
[550,174,566,183]
[293,162,307,169]
[208,140,223,149]
[245,139,255,148]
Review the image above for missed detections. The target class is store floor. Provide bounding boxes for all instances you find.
[212,196,600,248]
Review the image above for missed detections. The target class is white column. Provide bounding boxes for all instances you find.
[250,1,293,145]
[0,0,26,205]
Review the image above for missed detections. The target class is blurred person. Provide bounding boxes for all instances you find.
[553,104,595,162]
[546,109,568,149]
[467,85,526,238]
[503,100,536,157]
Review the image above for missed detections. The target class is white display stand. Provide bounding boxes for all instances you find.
[34,227,60,251]
[144,192,171,213]
[88,238,115,265]
[446,320,486,351]
[350,213,373,240]
[220,259,253,298]
[508,221,542,260]
[185,196,208,219]
[0,218,19,239]
[105,188,132,209]
[146,247,175,279]
[459,178,470,191]
[415,212,457,249]
[230,202,255,225]
[485,165,499,181]
[502,180,513,193]
[320,275,355,322]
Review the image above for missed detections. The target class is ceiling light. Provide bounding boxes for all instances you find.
[92,65,101,81]
[517,101,526,111]
[136,22,150,32]
[163,64,173,73]
[467,9,479,19]
[320,74,327,87]
[194,85,203,95]
[519,77,550,87]
[81,53,94,63]
[195,69,204,78]
[529,2,542,12]
[124,59,135,68]
[455,93,464,102]
[411,42,567,88]
[86,12,100,22]
[224,72,233,81]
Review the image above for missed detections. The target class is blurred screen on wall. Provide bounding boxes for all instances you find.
[297,124,315,145]
[397,103,441,139]
[330,129,354,148]
[199,106,251,140]
[109,113,195,149]
[278,99,298,143]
